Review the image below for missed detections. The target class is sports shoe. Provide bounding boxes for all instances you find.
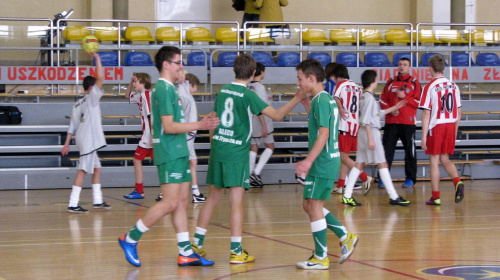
[295,174,306,185]
[402,178,414,188]
[353,184,362,190]
[155,193,163,201]
[389,196,411,206]
[118,234,141,267]
[124,190,145,199]
[230,249,255,264]
[331,186,344,194]
[191,244,207,257]
[341,196,362,206]
[426,196,441,205]
[362,176,374,196]
[93,202,111,209]
[455,181,465,203]
[250,172,263,187]
[192,193,206,203]
[378,178,385,189]
[339,232,358,264]
[296,254,329,270]
[67,205,89,214]
[177,252,214,266]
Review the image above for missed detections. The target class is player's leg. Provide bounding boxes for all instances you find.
[91,167,110,209]
[124,146,148,199]
[322,207,358,264]
[440,154,465,203]
[342,162,364,206]
[68,169,88,213]
[193,184,222,256]
[400,124,417,187]
[249,143,258,175]
[427,154,442,205]
[252,137,275,187]
[377,162,411,206]
[381,123,399,171]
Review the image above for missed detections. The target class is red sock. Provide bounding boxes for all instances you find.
[453,177,461,186]
[337,179,345,188]
[432,191,440,200]
[359,172,368,182]
[135,183,144,194]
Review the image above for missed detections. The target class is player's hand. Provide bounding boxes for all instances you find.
[391,110,399,116]
[61,145,70,156]
[396,89,406,99]
[295,89,308,100]
[294,159,312,178]
[178,70,187,83]
[369,139,375,150]
[338,106,349,120]
[262,127,268,138]
[395,99,407,109]
[86,52,99,58]
[421,136,427,151]
[200,115,220,130]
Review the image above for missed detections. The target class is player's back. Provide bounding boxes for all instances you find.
[334,79,362,136]
[420,76,461,129]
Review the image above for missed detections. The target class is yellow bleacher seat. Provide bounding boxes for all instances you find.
[330,29,357,44]
[417,29,442,44]
[302,29,330,44]
[94,28,124,42]
[465,29,496,45]
[385,28,411,44]
[125,26,155,43]
[360,29,387,44]
[215,27,242,44]
[246,28,274,44]
[156,27,181,43]
[63,26,90,42]
[436,29,468,44]
[186,27,216,43]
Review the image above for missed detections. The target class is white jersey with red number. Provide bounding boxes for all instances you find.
[333,79,362,136]
[130,90,153,149]
[419,76,462,131]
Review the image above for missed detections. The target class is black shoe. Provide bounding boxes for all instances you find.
[155,193,163,201]
[389,196,411,206]
[455,181,465,203]
[341,196,362,206]
[250,172,263,187]
[295,174,306,185]
[68,205,89,213]
[93,202,111,209]
[192,193,206,203]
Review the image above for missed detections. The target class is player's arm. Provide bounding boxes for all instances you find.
[125,76,134,99]
[61,133,73,156]
[161,114,219,135]
[334,97,348,120]
[258,115,268,137]
[88,52,104,89]
[455,107,462,138]
[383,99,407,115]
[365,124,375,150]
[420,109,430,151]
[295,127,329,175]
[261,92,305,121]
[379,82,391,110]
[405,80,422,109]
[208,111,217,141]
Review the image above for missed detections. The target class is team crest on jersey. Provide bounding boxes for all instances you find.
[406,88,410,93]
[419,265,500,279]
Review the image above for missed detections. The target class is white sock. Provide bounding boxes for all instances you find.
[254,148,273,175]
[177,232,194,256]
[344,168,361,198]
[249,151,257,174]
[125,219,149,243]
[92,184,103,205]
[311,219,328,260]
[68,185,82,207]
[192,185,200,196]
[379,168,399,200]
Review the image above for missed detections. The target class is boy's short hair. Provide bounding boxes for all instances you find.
[429,54,445,73]
[296,58,325,83]
[155,46,181,73]
[234,54,256,80]
[255,62,266,77]
[185,73,200,87]
[324,62,337,79]
[399,57,411,65]
[133,72,152,90]
[331,63,349,79]
[83,76,97,91]
[361,69,377,89]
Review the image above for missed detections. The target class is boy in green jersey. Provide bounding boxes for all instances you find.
[118,46,220,267]
[192,54,307,263]
[294,59,359,270]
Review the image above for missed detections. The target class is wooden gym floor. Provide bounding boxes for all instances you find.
[1,179,500,280]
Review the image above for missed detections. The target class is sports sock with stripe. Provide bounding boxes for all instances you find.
[311,219,327,260]
[230,236,242,255]
[177,232,194,256]
[323,208,348,238]
[193,227,207,248]
[127,219,149,243]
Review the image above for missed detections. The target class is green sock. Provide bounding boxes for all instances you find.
[230,236,242,254]
[311,219,328,260]
[194,232,206,247]
[128,219,149,242]
[324,208,348,239]
[177,232,193,256]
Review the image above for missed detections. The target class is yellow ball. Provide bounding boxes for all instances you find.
[81,35,100,53]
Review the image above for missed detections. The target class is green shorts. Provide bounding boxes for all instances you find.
[303,175,334,201]
[206,159,249,189]
[156,157,191,184]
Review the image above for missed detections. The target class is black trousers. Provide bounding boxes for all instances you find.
[382,123,417,182]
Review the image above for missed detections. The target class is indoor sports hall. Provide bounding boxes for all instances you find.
[1,0,500,279]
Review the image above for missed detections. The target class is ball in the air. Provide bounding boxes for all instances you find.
[81,35,100,53]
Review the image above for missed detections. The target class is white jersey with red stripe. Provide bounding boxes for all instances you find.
[130,90,153,149]
[419,76,462,131]
[333,79,362,136]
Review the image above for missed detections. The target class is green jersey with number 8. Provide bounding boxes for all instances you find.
[210,82,269,163]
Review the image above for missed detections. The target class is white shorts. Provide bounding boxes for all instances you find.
[77,151,101,174]
[251,134,275,146]
[356,127,386,164]
[187,138,197,160]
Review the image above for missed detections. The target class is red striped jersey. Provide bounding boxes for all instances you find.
[333,79,362,136]
[419,76,462,130]
[130,90,153,149]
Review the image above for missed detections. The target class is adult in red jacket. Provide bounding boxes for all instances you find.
[380,57,421,188]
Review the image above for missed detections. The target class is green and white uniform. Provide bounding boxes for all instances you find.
[151,78,191,184]
[303,91,341,201]
[207,82,268,188]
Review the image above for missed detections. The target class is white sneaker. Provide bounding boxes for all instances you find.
[296,254,329,270]
[362,176,374,196]
[331,186,344,194]
[339,232,358,264]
